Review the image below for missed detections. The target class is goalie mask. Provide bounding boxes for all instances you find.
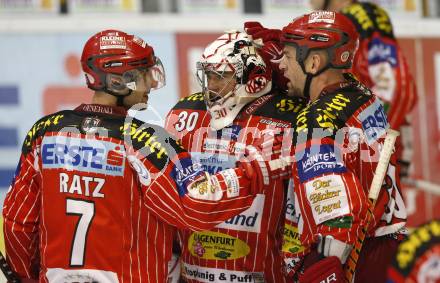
[197,31,272,130]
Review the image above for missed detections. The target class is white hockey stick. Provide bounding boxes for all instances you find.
[344,129,400,282]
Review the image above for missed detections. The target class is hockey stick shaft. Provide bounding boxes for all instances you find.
[0,251,21,283]
[344,129,400,282]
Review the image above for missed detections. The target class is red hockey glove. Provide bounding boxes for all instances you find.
[237,146,270,194]
[244,22,288,91]
[237,134,292,194]
[244,22,282,44]
[299,256,345,283]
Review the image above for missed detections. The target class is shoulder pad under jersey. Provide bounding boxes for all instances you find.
[342,2,395,39]
[172,92,207,111]
[22,110,69,154]
[251,93,308,124]
[120,118,186,171]
[295,85,373,136]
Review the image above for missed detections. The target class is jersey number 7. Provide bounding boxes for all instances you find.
[66,198,95,267]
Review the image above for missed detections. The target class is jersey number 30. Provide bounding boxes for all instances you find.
[175,111,199,132]
[66,198,95,267]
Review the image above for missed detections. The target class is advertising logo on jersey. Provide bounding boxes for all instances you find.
[182,263,265,283]
[217,124,241,141]
[285,180,300,223]
[188,231,250,260]
[46,268,119,283]
[368,37,397,66]
[24,114,65,148]
[216,194,265,233]
[296,144,346,182]
[358,99,389,145]
[276,98,302,113]
[259,118,290,128]
[203,138,245,155]
[81,117,101,134]
[41,136,125,176]
[170,157,204,196]
[305,175,349,225]
[282,223,305,254]
[196,152,237,174]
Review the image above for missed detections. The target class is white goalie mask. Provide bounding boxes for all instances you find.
[197,31,273,130]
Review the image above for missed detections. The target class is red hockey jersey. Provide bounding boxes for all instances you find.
[165,92,306,283]
[3,104,258,283]
[283,75,407,275]
[342,1,417,129]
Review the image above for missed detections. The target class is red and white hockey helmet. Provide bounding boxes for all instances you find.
[81,29,165,96]
[197,31,273,130]
[281,11,359,70]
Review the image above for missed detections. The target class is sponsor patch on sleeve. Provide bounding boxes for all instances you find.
[368,37,398,66]
[170,157,204,196]
[357,99,389,145]
[305,175,350,225]
[296,144,346,182]
[219,169,240,198]
[187,174,223,201]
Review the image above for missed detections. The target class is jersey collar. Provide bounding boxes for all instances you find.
[75,104,128,116]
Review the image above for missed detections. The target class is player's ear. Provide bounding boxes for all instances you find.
[305,51,326,75]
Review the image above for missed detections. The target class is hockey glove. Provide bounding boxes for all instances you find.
[244,22,288,91]
[298,256,345,283]
[237,135,292,194]
[244,22,282,44]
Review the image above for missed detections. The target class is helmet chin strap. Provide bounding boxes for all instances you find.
[116,95,125,107]
[299,61,331,100]
[102,87,133,108]
[303,73,314,100]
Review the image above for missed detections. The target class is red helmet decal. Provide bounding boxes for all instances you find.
[308,11,336,24]
[99,34,127,50]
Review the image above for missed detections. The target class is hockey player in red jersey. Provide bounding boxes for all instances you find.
[276,12,407,282]
[246,0,418,177]
[311,0,418,178]
[2,30,286,283]
[309,0,417,128]
[165,31,306,282]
